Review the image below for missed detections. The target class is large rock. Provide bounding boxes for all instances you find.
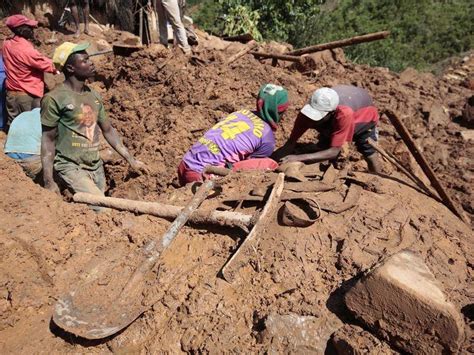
[345,251,464,354]
[260,312,343,354]
[332,324,397,355]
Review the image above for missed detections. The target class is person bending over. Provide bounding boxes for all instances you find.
[275,85,381,173]
[178,83,289,185]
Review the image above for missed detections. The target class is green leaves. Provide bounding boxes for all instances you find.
[189,0,474,72]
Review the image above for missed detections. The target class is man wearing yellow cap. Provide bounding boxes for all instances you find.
[41,42,148,207]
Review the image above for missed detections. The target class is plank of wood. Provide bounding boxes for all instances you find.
[220,173,285,282]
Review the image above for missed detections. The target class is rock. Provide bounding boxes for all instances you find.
[260,312,343,354]
[460,130,474,142]
[345,251,465,354]
[422,102,450,129]
[94,39,113,52]
[332,324,397,354]
[461,95,474,126]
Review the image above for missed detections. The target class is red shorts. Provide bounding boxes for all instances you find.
[177,158,278,186]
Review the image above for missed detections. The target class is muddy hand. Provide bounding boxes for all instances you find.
[280,154,304,164]
[129,159,150,175]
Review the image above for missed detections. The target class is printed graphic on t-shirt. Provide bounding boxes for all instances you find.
[77,103,97,142]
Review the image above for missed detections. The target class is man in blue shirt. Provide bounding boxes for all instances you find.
[4,102,42,179]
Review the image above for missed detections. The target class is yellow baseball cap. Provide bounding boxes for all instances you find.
[53,42,90,70]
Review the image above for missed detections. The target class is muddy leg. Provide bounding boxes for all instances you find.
[365,152,382,174]
[70,0,81,37]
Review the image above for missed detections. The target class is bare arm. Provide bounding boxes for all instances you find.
[41,125,60,193]
[280,146,341,164]
[99,120,148,173]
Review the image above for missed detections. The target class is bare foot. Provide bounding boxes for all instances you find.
[73,31,80,39]
[84,28,90,36]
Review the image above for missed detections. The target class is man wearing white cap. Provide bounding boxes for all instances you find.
[277,85,381,173]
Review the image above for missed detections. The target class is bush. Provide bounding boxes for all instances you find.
[190,0,474,72]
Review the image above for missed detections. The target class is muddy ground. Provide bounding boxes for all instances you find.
[0,23,473,353]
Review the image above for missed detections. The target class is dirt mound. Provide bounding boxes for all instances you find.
[0,25,473,353]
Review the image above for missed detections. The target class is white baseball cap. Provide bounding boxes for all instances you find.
[300,87,339,121]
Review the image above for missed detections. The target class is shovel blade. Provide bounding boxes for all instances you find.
[53,290,144,340]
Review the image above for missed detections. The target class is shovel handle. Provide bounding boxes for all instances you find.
[121,180,215,296]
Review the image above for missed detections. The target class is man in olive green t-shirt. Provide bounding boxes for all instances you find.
[41,42,147,203]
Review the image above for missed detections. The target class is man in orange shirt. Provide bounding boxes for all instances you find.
[2,15,57,130]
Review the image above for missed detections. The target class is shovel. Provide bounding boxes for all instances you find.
[52,179,216,339]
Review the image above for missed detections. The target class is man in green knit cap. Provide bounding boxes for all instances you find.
[178,83,289,185]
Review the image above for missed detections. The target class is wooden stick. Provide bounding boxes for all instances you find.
[222,33,254,43]
[367,139,436,198]
[284,181,335,193]
[221,173,285,282]
[89,14,105,31]
[73,192,252,228]
[288,31,390,56]
[250,51,302,63]
[225,40,258,65]
[385,110,468,223]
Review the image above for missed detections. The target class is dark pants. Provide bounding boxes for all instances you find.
[5,91,38,128]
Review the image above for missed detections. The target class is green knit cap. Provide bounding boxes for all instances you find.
[257,84,289,130]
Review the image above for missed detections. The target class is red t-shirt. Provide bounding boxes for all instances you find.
[2,36,55,97]
[289,85,379,147]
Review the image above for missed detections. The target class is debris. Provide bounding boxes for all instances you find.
[221,173,285,282]
[281,198,320,227]
[345,250,465,354]
[331,324,397,354]
[460,130,474,142]
[385,110,468,223]
[367,139,436,198]
[52,180,217,339]
[225,40,258,65]
[260,312,343,353]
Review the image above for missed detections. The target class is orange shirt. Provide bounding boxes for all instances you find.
[2,36,55,97]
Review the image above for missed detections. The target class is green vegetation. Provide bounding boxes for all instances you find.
[187,0,473,72]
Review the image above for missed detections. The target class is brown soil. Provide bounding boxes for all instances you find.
[0,23,472,353]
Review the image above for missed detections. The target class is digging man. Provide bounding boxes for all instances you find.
[178,83,289,185]
[41,42,148,203]
[275,85,382,173]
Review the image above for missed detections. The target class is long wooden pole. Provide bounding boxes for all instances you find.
[225,40,258,65]
[250,51,303,63]
[367,139,437,198]
[385,110,468,223]
[288,31,390,56]
[73,192,252,228]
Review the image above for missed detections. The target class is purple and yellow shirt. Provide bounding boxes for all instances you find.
[183,109,275,173]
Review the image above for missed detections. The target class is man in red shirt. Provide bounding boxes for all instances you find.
[2,15,56,129]
[275,85,381,173]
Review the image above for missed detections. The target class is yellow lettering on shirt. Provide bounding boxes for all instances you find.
[198,137,221,154]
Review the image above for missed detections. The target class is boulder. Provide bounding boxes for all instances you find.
[421,102,450,129]
[331,324,397,354]
[260,312,343,354]
[460,130,474,142]
[461,95,474,126]
[345,250,464,354]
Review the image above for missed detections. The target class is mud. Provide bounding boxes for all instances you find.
[0,23,473,353]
